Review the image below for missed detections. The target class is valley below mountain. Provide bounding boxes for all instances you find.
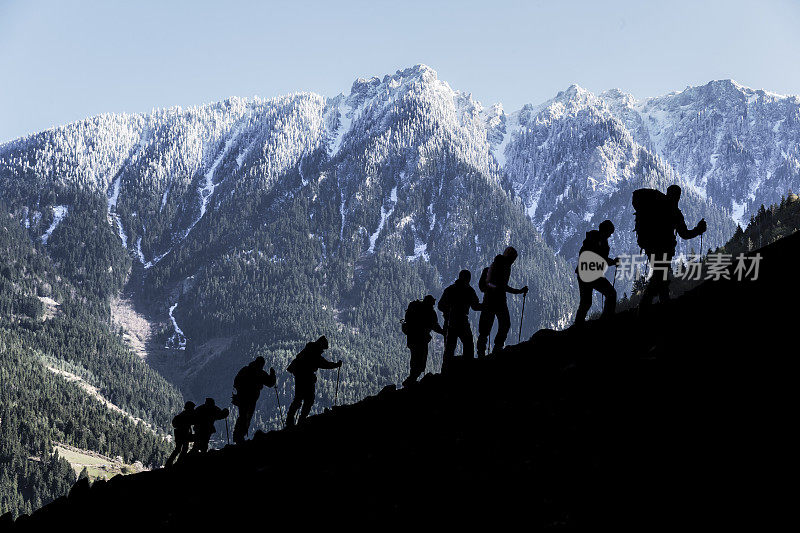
[1,64,799,519]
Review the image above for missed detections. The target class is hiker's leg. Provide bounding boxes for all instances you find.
[459,322,475,360]
[493,303,510,351]
[165,443,181,467]
[442,328,458,372]
[595,278,617,318]
[658,252,674,303]
[192,437,209,454]
[175,441,190,464]
[575,279,593,323]
[405,344,426,385]
[287,391,302,427]
[233,402,254,444]
[298,382,315,422]
[477,306,495,357]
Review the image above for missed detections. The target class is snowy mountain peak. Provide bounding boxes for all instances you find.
[600,88,636,108]
[558,84,593,100]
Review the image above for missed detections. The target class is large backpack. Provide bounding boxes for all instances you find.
[579,230,608,257]
[231,365,250,406]
[287,344,313,375]
[402,299,426,335]
[233,366,248,391]
[632,188,673,253]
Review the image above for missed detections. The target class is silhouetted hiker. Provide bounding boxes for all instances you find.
[633,185,707,307]
[438,270,482,371]
[231,356,276,444]
[402,295,445,387]
[574,220,619,325]
[190,398,229,454]
[477,247,528,357]
[286,335,342,427]
[165,401,195,467]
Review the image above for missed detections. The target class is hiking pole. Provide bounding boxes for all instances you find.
[225,414,230,445]
[274,386,285,427]
[700,233,704,263]
[518,291,527,343]
[334,365,341,407]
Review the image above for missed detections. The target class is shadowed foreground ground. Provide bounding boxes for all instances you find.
[5,233,797,530]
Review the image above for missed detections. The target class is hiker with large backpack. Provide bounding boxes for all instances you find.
[574,220,619,325]
[401,295,444,387]
[632,185,707,307]
[231,356,277,444]
[477,247,528,357]
[438,270,483,372]
[165,401,196,467]
[285,335,341,427]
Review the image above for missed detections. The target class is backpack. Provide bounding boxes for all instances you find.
[287,342,315,375]
[233,366,248,391]
[632,188,673,253]
[580,230,608,257]
[478,267,489,293]
[402,300,425,336]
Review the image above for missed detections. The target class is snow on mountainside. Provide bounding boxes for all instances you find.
[0,64,796,430]
[492,79,799,268]
[1,68,797,300]
[323,65,511,266]
[493,84,733,268]
[0,65,579,409]
[601,80,800,227]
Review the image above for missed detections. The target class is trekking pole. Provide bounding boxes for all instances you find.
[274,387,285,427]
[334,365,341,407]
[518,291,526,343]
[699,234,704,263]
[225,414,230,445]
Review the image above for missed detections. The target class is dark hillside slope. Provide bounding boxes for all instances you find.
[7,232,797,529]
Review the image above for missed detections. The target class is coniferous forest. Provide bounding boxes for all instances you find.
[1,64,799,519]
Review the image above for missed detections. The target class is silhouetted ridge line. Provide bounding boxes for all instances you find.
[7,231,798,529]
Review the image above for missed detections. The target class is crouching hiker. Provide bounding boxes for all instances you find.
[232,356,276,444]
[286,336,342,427]
[165,401,195,467]
[190,398,229,455]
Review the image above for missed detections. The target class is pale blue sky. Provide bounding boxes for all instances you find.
[1,0,798,143]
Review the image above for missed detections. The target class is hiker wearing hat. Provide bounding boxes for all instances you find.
[401,294,444,387]
[231,356,277,444]
[190,398,229,454]
[286,336,341,427]
[632,184,707,307]
[477,247,528,357]
[574,220,619,325]
[165,401,196,467]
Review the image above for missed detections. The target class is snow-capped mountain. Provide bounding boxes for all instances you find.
[605,80,800,227]
[492,84,735,264]
[1,65,797,405]
[0,65,577,407]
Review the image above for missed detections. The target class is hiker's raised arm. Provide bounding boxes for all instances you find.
[262,367,277,387]
[318,356,340,370]
[676,211,705,240]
